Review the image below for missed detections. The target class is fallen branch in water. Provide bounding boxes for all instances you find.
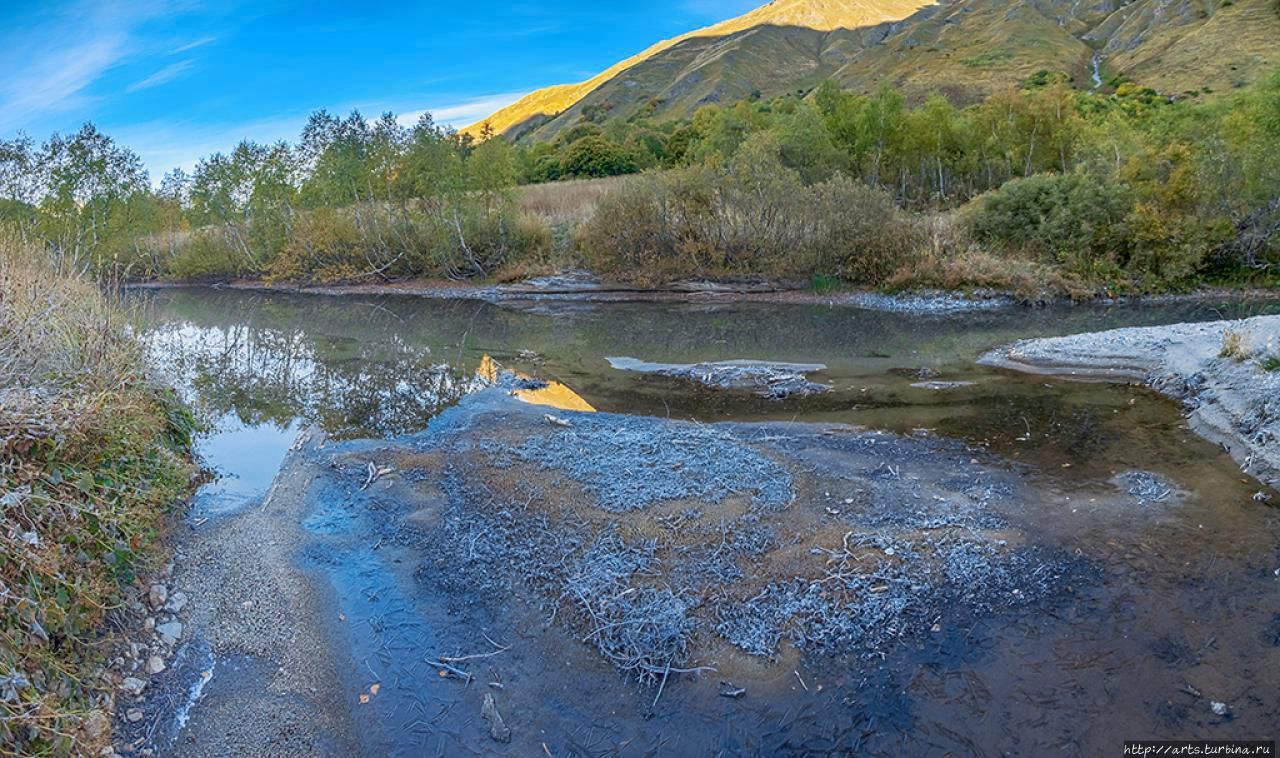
[425,659,473,683]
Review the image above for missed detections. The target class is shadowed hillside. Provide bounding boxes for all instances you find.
[469,0,1279,140]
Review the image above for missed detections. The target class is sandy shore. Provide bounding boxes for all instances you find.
[981,315,1280,489]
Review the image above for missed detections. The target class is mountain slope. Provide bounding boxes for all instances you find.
[509,23,895,142]
[469,0,1280,141]
[829,0,1278,99]
[462,0,935,139]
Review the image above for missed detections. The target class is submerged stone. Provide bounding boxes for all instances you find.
[606,356,831,399]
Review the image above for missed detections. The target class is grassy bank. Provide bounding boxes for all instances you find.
[0,234,196,755]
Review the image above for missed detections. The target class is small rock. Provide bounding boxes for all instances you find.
[143,617,155,633]
[147,584,168,609]
[155,621,183,645]
[481,693,511,743]
[164,592,188,614]
[146,656,166,675]
[99,747,116,757]
[1211,701,1230,716]
[120,677,147,696]
[84,709,110,739]
[126,708,144,723]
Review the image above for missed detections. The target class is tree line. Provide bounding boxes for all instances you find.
[0,68,1277,294]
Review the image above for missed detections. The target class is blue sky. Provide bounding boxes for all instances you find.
[0,0,760,178]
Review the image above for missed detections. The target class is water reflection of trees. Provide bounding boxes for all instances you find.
[134,287,1280,439]
[143,320,474,438]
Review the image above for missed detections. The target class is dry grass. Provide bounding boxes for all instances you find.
[887,248,1092,302]
[0,231,195,755]
[518,176,632,228]
[1220,330,1249,361]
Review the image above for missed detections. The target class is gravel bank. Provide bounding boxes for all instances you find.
[981,315,1280,488]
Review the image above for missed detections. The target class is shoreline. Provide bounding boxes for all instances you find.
[981,315,1280,490]
[126,277,1280,313]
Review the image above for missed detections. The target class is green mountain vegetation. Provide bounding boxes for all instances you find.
[469,0,1279,141]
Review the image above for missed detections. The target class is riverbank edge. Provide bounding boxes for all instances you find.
[126,277,1280,313]
[980,315,1280,491]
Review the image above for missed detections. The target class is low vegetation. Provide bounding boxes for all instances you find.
[0,234,196,754]
[1,68,1278,298]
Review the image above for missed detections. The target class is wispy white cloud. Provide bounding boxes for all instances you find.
[127,59,195,92]
[0,34,129,132]
[396,91,530,130]
[0,1,186,134]
[172,36,216,54]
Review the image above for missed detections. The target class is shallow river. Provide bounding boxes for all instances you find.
[131,288,1280,755]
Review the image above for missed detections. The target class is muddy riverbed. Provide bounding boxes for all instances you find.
[119,288,1280,756]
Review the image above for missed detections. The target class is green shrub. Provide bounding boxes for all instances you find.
[560,135,640,179]
[268,207,364,283]
[809,273,842,293]
[578,173,685,285]
[804,175,919,284]
[968,172,1133,268]
[167,228,247,281]
[579,163,918,285]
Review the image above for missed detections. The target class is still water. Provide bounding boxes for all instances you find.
[131,287,1280,755]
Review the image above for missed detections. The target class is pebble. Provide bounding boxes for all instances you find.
[164,591,188,614]
[1211,701,1230,716]
[120,677,147,696]
[126,709,144,723]
[143,617,156,633]
[84,710,110,739]
[146,656,166,675]
[155,621,183,645]
[148,584,168,609]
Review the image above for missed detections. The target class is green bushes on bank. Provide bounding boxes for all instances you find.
[578,137,916,285]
